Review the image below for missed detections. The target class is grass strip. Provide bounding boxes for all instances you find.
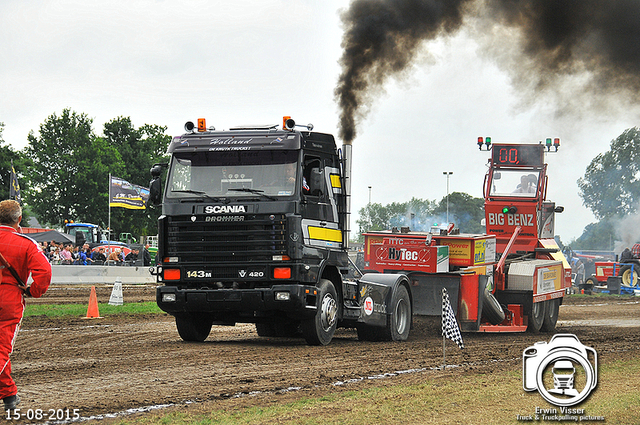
[24,301,163,317]
[114,358,640,425]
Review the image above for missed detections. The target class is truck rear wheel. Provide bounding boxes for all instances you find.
[541,298,560,332]
[175,314,213,342]
[527,301,546,333]
[620,265,639,287]
[301,279,338,346]
[381,285,411,341]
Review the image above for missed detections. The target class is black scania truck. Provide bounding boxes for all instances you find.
[149,117,412,345]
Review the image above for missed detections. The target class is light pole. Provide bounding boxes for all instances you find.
[443,172,453,224]
[368,186,372,204]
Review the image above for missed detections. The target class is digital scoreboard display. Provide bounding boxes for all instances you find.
[491,144,544,167]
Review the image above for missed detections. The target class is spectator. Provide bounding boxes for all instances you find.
[125,249,139,264]
[106,248,123,264]
[142,244,152,266]
[81,244,93,265]
[51,247,61,264]
[59,245,73,265]
[71,246,81,264]
[91,247,107,265]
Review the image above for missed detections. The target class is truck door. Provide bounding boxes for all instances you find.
[301,156,342,250]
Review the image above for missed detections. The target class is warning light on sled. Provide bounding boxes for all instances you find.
[477,136,492,150]
[502,206,517,214]
[554,138,560,151]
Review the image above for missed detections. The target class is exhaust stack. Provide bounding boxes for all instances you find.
[342,143,352,250]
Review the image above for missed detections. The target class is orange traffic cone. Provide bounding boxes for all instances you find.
[83,286,103,319]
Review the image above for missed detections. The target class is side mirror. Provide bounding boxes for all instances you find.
[148,164,166,207]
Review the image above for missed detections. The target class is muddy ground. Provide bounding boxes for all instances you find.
[10,285,640,423]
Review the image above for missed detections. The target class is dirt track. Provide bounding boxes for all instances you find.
[11,285,640,423]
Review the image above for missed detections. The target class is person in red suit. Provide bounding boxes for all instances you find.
[0,200,51,410]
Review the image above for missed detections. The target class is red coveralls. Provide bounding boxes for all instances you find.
[0,226,51,399]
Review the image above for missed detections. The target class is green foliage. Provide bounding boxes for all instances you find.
[24,109,121,227]
[356,193,484,240]
[569,218,617,250]
[24,301,162,317]
[0,122,31,224]
[22,109,170,237]
[578,127,640,220]
[432,192,485,234]
[102,117,171,236]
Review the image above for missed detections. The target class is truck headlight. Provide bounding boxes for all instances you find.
[275,291,291,301]
[162,293,177,302]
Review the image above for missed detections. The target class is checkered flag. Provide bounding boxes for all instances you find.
[442,287,464,349]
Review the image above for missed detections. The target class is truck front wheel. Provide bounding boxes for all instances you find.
[527,301,546,333]
[175,314,213,342]
[301,279,338,346]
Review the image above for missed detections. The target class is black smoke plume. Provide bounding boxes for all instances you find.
[335,0,472,144]
[336,0,640,143]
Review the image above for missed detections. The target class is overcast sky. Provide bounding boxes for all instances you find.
[2,0,639,242]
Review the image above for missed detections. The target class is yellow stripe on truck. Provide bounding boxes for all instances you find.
[330,174,341,188]
[308,226,342,243]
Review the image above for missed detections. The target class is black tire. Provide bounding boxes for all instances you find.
[620,265,639,287]
[255,323,277,337]
[301,279,338,346]
[541,298,560,332]
[527,301,546,333]
[482,289,506,325]
[380,285,411,341]
[175,314,213,342]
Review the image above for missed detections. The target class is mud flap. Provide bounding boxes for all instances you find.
[357,273,410,327]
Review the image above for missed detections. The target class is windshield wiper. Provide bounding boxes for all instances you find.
[171,190,224,202]
[227,188,277,201]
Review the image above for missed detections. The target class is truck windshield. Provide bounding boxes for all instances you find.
[489,169,540,198]
[166,150,299,199]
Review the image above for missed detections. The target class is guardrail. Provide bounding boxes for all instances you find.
[28,265,156,285]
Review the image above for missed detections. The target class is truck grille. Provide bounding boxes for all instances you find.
[166,214,287,264]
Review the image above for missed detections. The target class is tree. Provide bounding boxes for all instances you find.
[24,109,123,227]
[355,193,484,241]
[432,192,486,233]
[569,219,616,251]
[102,117,170,237]
[578,127,640,220]
[0,122,32,224]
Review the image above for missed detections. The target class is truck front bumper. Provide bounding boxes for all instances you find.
[156,284,318,318]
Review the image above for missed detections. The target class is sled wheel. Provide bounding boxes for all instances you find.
[527,301,546,333]
[175,314,213,342]
[301,279,338,346]
[482,289,506,325]
[541,298,560,332]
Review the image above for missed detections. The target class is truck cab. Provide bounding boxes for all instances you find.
[152,119,365,345]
